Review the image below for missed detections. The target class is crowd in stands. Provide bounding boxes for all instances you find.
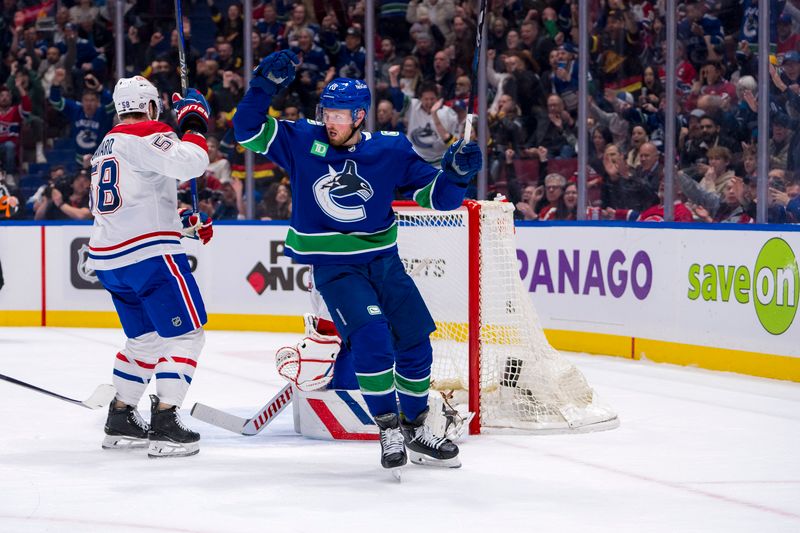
[1,0,799,224]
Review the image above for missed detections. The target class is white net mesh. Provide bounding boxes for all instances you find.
[395,201,618,432]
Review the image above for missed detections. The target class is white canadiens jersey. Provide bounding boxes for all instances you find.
[405,99,458,164]
[86,121,209,271]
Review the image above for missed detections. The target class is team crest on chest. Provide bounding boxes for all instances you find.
[313,159,374,222]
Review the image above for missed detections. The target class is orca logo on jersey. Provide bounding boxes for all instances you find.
[313,159,374,222]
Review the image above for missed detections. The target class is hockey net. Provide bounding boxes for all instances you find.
[394,200,618,434]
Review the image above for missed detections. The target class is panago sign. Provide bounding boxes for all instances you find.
[518,248,653,299]
[688,237,799,335]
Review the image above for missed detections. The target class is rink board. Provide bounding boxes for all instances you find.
[0,221,798,381]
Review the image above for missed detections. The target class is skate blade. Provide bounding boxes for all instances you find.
[147,439,199,458]
[102,435,148,450]
[390,466,404,482]
[409,450,461,468]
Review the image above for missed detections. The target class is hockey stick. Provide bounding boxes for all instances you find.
[0,373,115,409]
[190,383,294,435]
[174,0,198,212]
[463,0,487,142]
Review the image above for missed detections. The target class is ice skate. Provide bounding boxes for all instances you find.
[102,400,150,449]
[147,395,199,458]
[401,408,461,468]
[374,412,407,479]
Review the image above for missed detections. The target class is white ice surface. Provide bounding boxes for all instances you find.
[0,327,799,533]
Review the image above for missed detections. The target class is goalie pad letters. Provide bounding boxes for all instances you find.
[276,314,341,392]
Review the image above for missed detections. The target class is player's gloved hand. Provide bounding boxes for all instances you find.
[171,88,210,134]
[442,140,483,185]
[179,208,213,245]
[251,50,299,95]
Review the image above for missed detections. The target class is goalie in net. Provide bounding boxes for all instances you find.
[279,200,617,436]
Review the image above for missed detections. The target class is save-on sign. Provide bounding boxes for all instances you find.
[687,237,799,335]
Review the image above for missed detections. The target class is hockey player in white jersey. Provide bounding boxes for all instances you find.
[88,76,213,458]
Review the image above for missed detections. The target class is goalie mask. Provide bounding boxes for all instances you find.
[275,314,341,392]
[113,76,162,120]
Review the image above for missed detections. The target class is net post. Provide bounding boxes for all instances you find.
[465,200,482,435]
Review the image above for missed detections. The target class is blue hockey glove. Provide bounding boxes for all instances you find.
[171,88,210,134]
[251,50,299,95]
[442,140,483,185]
[179,208,214,245]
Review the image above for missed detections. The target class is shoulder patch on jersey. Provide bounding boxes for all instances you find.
[108,120,174,138]
[306,119,324,126]
[379,131,400,136]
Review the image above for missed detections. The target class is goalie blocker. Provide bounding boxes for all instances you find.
[278,314,471,442]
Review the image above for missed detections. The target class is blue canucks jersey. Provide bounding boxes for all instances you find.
[233,86,466,265]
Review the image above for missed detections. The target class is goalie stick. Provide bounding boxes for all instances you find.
[190,384,293,435]
[0,373,116,410]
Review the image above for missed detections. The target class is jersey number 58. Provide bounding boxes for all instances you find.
[91,158,122,214]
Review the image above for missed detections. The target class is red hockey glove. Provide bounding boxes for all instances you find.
[179,208,214,245]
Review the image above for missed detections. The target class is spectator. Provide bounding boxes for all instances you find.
[591,9,643,93]
[215,41,242,72]
[375,37,402,95]
[626,124,650,169]
[542,181,578,221]
[292,28,331,86]
[283,2,319,49]
[210,0,245,55]
[258,181,292,220]
[49,68,114,167]
[390,74,458,165]
[69,0,99,26]
[256,2,284,55]
[632,142,662,192]
[322,25,366,80]
[376,99,404,133]
[26,164,65,213]
[501,51,545,130]
[406,0,455,43]
[515,183,541,221]
[34,169,92,221]
[432,50,455,100]
[769,113,793,171]
[205,136,232,184]
[396,55,422,98]
[534,94,576,159]
[536,173,567,220]
[0,83,30,180]
[212,181,243,220]
[699,146,735,194]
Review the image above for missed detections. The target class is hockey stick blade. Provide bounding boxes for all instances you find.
[0,373,116,409]
[191,384,294,436]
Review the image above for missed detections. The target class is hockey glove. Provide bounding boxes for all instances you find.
[251,50,299,95]
[275,314,342,392]
[172,88,210,134]
[179,208,213,245]
[441,140,483,185]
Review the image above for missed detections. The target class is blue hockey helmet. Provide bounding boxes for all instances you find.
[317,78,371,124]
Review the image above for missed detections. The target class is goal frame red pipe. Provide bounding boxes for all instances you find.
[393,200,482,435]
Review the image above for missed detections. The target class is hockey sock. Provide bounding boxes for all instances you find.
[329,343,359,390]
[395,338,433,420]
[350,321,398,417]
[154,328,205,407]
[112,331,161,406]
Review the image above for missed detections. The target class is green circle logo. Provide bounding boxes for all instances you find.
[753,238,799,335]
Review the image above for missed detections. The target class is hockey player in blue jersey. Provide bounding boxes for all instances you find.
[233,50,482,471]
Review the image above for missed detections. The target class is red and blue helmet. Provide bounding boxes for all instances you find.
[317,78,371,124]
